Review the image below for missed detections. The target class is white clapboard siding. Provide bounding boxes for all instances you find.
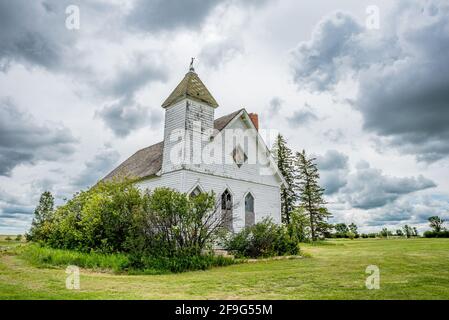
[137,169,281,232]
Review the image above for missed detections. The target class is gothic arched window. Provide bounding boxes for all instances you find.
[221,189,233,232]
[245,193,255,227]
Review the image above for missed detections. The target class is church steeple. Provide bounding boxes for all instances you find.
[161,61,218,108]
[160,63,218,174]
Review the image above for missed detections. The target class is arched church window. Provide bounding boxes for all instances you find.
[245,193,255,227]
[221,189,233,232]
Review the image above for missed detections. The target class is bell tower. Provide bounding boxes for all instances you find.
[160,61,219,174]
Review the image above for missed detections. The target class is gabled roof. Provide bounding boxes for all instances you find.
[161,71,219,108]
[102,111,242,182]
[102,141,164,182]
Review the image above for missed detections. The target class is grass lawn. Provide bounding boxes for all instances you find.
[1,238,449,299]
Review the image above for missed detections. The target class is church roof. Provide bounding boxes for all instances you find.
[161,71,219,108]
[102,110,242,182]
[102,141,164,183]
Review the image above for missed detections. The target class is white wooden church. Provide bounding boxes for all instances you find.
[104,65,286,232]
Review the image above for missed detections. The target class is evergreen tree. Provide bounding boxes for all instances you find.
[271,134,296,224]
[295,150,331,241]
[27,191,55,241]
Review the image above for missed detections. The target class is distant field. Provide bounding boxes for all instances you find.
[1,238,449,299]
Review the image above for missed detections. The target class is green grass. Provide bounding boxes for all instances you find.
[1,238,449,299]
[16,244,237,275]
[18,244,129,273]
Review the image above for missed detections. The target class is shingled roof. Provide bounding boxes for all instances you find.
[102,110,243,182]
[161,71,219,108]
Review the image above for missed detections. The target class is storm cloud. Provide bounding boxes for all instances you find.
[291,0,449,162]
[288,109,319,127]
[127,0,225,32]
[341,161,436,209]
[96,98,162,137]
[72,146,120,189]
[316,150,349,195]
[0,99,77,176]
[95,54,167,137]
[366,194,449,227]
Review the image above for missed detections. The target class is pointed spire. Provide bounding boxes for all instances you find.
[161,62,219,108]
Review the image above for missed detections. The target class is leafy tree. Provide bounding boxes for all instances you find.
[33,181,231,259]
[295,150,331,241]
[403,225,413,238]
[380,228,390,238]
[348,223,358,236]
[334,223,349,237]
[428,216,445,232]
[272,134,296,224]
[27,191,55,242]
[287,207,310,242]
[396,229,404,237]
[224,218,300,258]
[15,234,22,241]
[131,187,228,257]
[413,227,419,237]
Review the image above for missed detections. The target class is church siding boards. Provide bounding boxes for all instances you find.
[137,170,281,232]
[103,67,284,231]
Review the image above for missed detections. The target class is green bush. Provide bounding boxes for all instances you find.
[423,230,449,238]
[44,180,143,253]
[134,254,236,274]
[19,244,236,274]
[27,182,234,273]
[125,187,221,258]
[224,218,300,258]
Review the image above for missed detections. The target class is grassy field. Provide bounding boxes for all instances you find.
[1,238,449,299]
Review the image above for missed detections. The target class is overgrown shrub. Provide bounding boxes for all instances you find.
[223,218,300,258]
[44,180,143,253]
[134,253,236,274]
[18,244,236,274]
[125,187,226,258]
[27,182,234,273]
[423,230,449,238]
[286,208,310,242]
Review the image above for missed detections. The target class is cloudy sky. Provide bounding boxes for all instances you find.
[1,0,448,234]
